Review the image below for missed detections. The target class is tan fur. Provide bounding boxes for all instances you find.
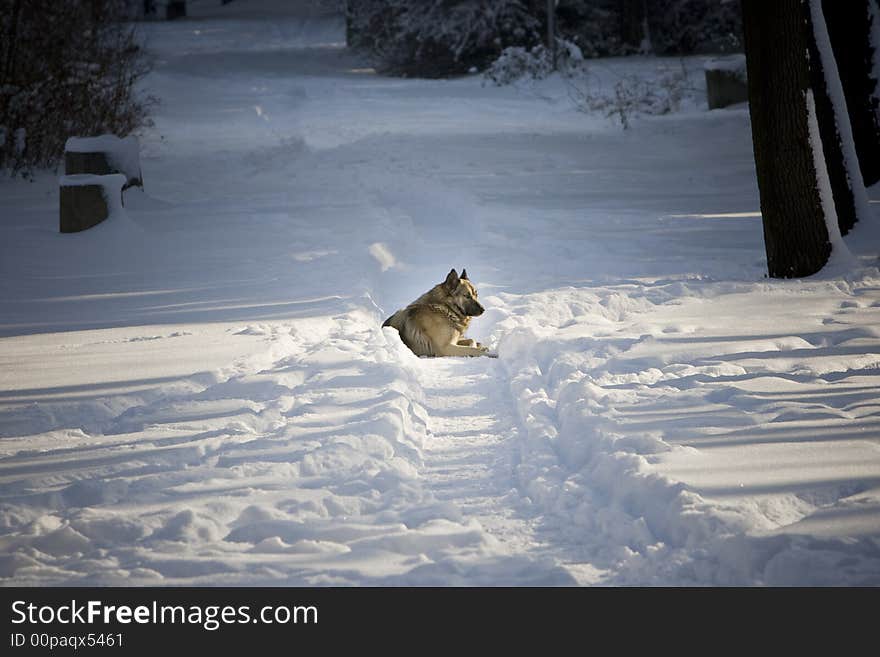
[383,269,492,357]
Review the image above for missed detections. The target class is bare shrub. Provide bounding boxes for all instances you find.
[566,63,693,129]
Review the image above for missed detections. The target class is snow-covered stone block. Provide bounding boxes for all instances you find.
[65,134,143,190]
[704,54,748,110]
[59,173,126,233]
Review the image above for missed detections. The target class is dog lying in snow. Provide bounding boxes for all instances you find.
[382,268,494,357]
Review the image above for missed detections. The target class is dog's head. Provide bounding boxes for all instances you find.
[444,268,484,317]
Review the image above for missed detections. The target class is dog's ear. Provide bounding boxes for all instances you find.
[445,268,460,289]
[460,269,469,280]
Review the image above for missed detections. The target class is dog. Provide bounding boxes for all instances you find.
[383,268,493,357]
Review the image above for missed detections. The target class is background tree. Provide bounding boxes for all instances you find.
[646,0,742,55]
[348,1,744,76]
[822,1,880,187]
[617,0,647,53]
[346,0,544,78]
[806,0,872,236]
[547,0,558,65]
[741,0,832,278]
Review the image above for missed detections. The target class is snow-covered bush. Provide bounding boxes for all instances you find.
[483,39,585,86]
[347,0,544,78]
[483,46,554,86]
[0,0,154,175]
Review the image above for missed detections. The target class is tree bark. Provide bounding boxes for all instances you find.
[618,0,646,52]
[741,0,831,278]
[822,0,880,186]
[2,0,23,86]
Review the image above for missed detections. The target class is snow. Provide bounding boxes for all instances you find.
[703,54,746,77]
[1,0,879,586]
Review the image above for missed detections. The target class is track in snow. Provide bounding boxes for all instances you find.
[417,358,543,563]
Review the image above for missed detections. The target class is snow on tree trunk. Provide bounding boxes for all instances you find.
[806,3,861,236]
[809,0,872,235]
[806,88,853,268]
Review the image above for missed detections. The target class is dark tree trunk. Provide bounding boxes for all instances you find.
[741,0,831,278]
[822,0,880,186]
[2,0,23,85]
[806,3,859,236]
[619,0,646,52]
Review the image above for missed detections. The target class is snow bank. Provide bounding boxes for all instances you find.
[0,308,571,584]
[491,276,880,584]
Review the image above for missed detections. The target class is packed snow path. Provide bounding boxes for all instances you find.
[1,1,879,585]
[416,357,569,582]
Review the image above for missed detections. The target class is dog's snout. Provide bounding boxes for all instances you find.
[470,301,485,316]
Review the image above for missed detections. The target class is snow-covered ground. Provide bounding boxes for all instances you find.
[1,0,879,586]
